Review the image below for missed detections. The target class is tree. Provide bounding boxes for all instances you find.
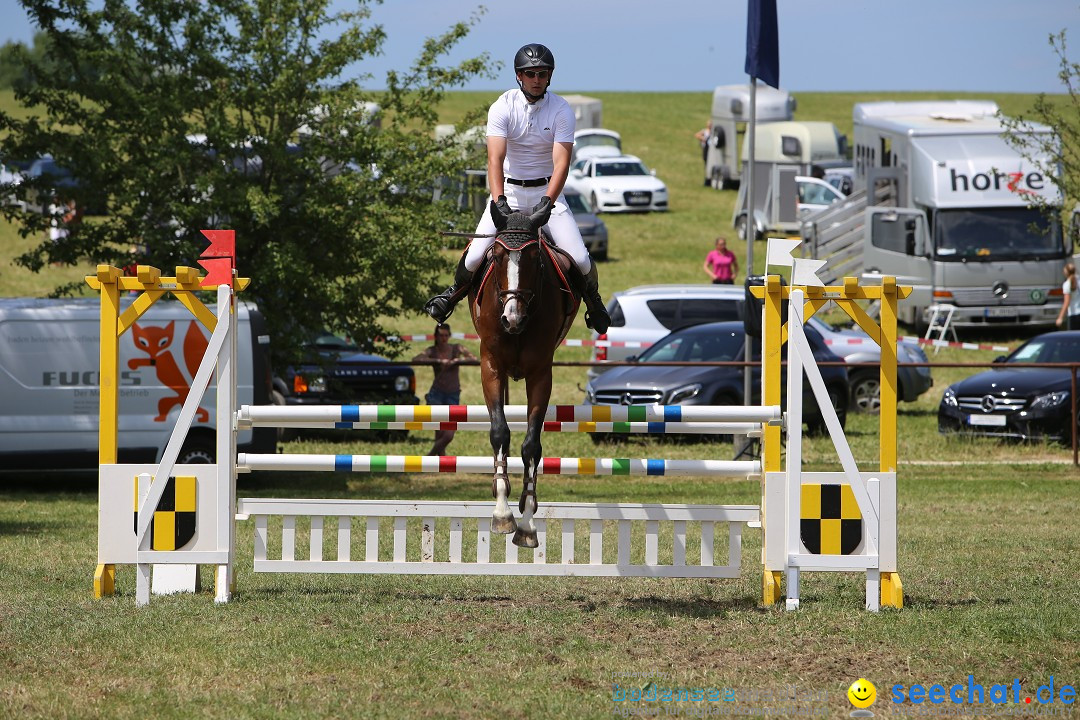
[0,32,58,89]
[0,0,493,360]
[999,30,1080,213]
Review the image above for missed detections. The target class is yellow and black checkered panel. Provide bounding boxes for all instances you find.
[800,483,862,555]
[132,476,197,551]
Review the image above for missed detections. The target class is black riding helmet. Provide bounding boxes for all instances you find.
[514,43,555,71]
[514,43,554,101]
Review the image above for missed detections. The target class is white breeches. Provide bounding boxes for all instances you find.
[463,184,592,273]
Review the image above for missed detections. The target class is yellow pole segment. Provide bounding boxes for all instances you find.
[96,265,122,465]
[879,277,903,608]
[94,265,121,598]
[762,275,784,605]
[879,277,898,473]
[763,276,783,473]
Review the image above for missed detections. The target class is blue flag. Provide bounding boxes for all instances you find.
[744,0,779,88]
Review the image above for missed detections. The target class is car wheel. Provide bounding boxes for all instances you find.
[591,192,601,214]
[849,370,881,414]
[735,214,758,242]
[594,247,608,262]
[807,385,847,436]
[177,436,216,464]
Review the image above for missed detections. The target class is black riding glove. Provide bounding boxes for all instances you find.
[492,195,512,218]
[530,196,554,226]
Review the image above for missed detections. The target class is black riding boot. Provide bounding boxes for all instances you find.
[570,261,611,334]
[423,253,474,323]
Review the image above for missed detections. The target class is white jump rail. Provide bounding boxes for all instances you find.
[237,453,761,478]
[240,421,765,436]
[236,403,784,426]
[236,498,760,578]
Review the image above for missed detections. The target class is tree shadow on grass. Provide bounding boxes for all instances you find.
[620,594,763,618]
[902,595,1009,610]
[0,518,64,536]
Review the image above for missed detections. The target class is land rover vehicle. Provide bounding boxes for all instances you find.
[275,332,417,408]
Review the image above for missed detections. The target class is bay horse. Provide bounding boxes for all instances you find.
[468,203,580,548]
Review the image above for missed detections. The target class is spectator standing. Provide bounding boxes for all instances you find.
[695,121,712,186]
[412,323,477,456]
[703,236,738,284]
[1055,262,1080,329]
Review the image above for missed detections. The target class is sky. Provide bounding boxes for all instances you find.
[0,1,1077,94]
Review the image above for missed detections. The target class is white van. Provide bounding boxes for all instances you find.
[0,297,276,469]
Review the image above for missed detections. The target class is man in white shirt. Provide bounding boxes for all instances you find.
[424,43,610,334]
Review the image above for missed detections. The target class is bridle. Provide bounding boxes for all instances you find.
[491,232,546,328]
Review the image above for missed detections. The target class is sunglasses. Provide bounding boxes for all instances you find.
[521,69,550,79]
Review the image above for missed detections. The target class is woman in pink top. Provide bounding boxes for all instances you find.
[703,236,738,284]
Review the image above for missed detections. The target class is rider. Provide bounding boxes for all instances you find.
[423,43,611,334]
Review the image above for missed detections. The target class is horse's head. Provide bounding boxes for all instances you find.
[489,202,547,334]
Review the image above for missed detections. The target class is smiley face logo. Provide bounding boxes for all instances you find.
[848,678,877,709]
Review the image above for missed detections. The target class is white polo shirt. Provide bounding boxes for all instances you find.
[486,89,575,181]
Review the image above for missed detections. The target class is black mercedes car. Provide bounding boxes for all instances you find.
[583,320,849,436]
[938,331,1080,442]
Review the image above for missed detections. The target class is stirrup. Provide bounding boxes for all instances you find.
[423,292,457,323]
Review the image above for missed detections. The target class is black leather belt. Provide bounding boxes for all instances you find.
[505,177,550,187]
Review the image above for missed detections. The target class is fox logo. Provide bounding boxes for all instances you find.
[128,321,210,422]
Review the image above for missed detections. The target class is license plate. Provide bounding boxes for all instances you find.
[985,306,1018,318]
[968,414,1007,426]
[626,194,649,205]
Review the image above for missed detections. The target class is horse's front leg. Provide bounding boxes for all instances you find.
[483,362,516,535]
[513,369,552,549]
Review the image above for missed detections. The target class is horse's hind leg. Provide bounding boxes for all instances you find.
[486,377,516,535]
[513,371,551,548]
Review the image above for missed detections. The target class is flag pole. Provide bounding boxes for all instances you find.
[739,0,777,458]
[743,78,760,414]
[740,78,757,454]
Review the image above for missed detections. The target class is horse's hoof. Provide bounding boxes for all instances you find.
[512,529,539,549]
[491,515,517,535]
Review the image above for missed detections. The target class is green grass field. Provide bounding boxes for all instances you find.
[1,89,1079,719]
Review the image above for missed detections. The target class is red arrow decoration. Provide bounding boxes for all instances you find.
[199,229,235,288]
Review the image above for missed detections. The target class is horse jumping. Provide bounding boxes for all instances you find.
[468,203,579,548]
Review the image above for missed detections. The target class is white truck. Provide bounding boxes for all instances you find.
[732,120,848,240]
[801,100,1065,329]
[0,297,277,469]
[706,83,796,189]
